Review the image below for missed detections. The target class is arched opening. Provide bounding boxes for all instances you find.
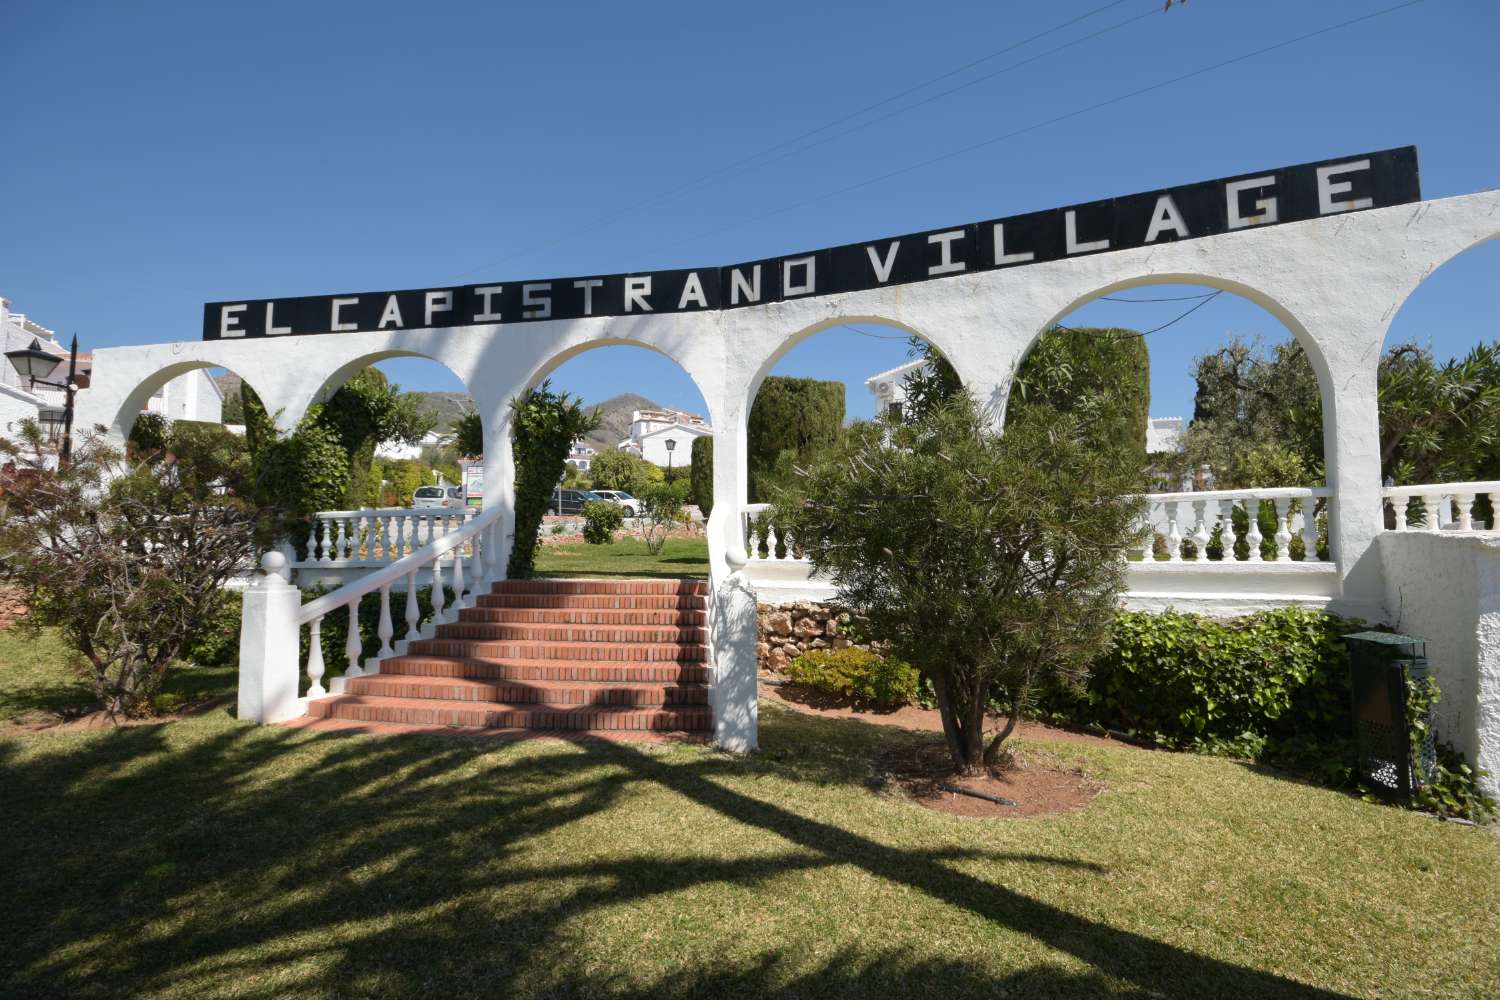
[513,339,714,579]
[1378,234,1500,529]
[742,318,953,571]
[1034,278,1333,563]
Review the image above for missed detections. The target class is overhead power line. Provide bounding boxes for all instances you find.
[447,0,1148,282]
[642,0,1427,257]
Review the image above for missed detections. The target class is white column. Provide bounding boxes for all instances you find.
[236,552,304,724]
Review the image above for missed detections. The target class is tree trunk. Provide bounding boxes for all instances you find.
[928,672,971,773]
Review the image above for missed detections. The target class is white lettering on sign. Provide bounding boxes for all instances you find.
[992,224,1034,265]
[729,265,762,306]
[1065,211,1109,255]
[331,298,359,332]
[377,295,404,329]
[265,302,292,335]
[679,272,708,309]
[867,241,900,283]
[424,290,453,326]
[624,276,653,312]
[927,230,966,276]
[574,279,603,315]
[783,256,816,296]
[474,285,503,322]
[220,304,247,338]
[1144,195,1190,243]
[1317,159,1374,214]
[522,283,551,319]
[1226,176,1278,229]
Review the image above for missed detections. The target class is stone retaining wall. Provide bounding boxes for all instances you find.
[756,601,887,672]
[0,586,28,631]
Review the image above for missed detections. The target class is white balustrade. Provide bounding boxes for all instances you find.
[300,506,480,567]
[1382,482,1499,533]
[1139,487,1329,564]
[292,502,501,698]
[740,504,810,564]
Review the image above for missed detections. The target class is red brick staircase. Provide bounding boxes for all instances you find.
[303,578,712,736]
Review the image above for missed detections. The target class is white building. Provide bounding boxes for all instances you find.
[618,407,711,466]
[566,440,596,471]
[374,430,447,462]
[1147,416,1184,453]
[3,295,221,442]
[864,359,928,421]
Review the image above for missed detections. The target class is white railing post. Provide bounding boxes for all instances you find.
[1165,501,1182,563]
[306,617,327,697]
[1456,493,1475,532]
[237,552,304,724]
[1300,500,1320,560]
[1190,500,1210,562]
[1245,498,1264,562]
[377,584,394,661]
[405,571,420,640]
[1274,498,1293,562]
[344,600,363,678]
[334,518,349,562]
[318,516,334,563]
[392,513,406,561]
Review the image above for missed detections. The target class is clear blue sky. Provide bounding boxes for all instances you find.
[3,0,1496,424]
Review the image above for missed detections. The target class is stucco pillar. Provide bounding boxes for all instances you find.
[705,388,758,751]
[237,552,303,723]
[481,415,516,582]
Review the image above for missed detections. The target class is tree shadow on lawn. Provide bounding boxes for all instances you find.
[0,711,1351,999]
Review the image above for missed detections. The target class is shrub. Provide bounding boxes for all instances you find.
[690,435,713,517]
[784,648,920,709]
[506,381,601,578]
[636,480,688,555]
[581,500,623,544]
[184,589,244,667]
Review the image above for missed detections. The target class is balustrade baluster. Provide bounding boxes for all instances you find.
[317,517,333,563]
[330,519,346,562]
[431,566,446,623]
[451,539,466,604]
[393,514,407,560]
[1135,508,1154,562]
[1273,498,1293,561]
[307,617,327,697]
[1421,493,1441,531]
[1455,493,1475,532]
[344,601,363,678]
[375,515,390,560]
[1397,496,1413,530]
[306,522,318,564]
[1301,500,1320,560]
[1246,499,1264,562]
[1165,501,1182,562]
[1190,500,1210,562]
[767,525,782,561]
[377,584,394,659]
[404,571,420,640]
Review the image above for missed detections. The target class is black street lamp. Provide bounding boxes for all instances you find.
[664,437,676,479]
[5,334,80,465]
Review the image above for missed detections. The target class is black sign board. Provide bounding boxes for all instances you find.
[203,146,1419,341]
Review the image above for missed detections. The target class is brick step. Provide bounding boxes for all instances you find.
[406,637,709,663]
[347,674,707,706]
[308,694,712,732]
[489,578,708,597]
[283,715,706,744]
[458,606,706,627]
[379,655,711,685]
[476,593,704,611]
[433,621,708,644]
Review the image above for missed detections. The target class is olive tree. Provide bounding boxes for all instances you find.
[777,395,1146,773]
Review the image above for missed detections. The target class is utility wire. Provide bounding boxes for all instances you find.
[642,0,1426,257]
[446,0,1146,282]
[1100,291,1219,303]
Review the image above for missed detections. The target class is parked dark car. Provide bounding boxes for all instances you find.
[549,488,607,515]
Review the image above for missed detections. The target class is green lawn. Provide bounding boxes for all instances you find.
[1,631,1497,998]
[534,535,709,578]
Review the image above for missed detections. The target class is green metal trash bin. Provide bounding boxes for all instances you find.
[1344,631,1434,802]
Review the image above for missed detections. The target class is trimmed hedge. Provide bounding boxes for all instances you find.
[581,501,623,544]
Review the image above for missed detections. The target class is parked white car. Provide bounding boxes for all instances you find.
[590,489,640,516]
[412,485,464,509]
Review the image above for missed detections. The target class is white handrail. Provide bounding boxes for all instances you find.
[1382,481,1500,498]
[298,504,500,626]
[1143,486,1330,503]
[1381,481,1498,532]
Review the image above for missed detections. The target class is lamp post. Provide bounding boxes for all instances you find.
[5,334,79,466]
[664,437,676,480]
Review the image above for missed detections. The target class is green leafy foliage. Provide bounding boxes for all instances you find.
[0,420,262,716]
[783,648,920,709]
[635,479,689,555]
[450,411,483,459]
[779,394,1146,772]
[689,435,713,518]
[126,411,170,457]
[589,448,661,496]
[1009,326,1150,459]
[747,376,844,503]
[1036,607,1496,823]
[581,500,623,544]
[507,381,602,578]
